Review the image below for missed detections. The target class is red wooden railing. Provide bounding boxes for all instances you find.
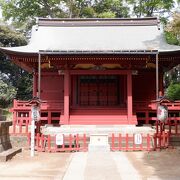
[111,133,152,151]
[153,132,169,150]
[28,133,88,152]
[156,119,180,136]
[10,99,64,135]
[134,100,180,110]
[26,132,172,152]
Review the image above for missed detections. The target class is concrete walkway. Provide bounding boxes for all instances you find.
[63,152,141,180]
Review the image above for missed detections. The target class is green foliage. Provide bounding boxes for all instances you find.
[167,83,180,101]
[165,13,180,45]
[164,31,179,45]
[0,0,129,25]
[126,0,175,17]
[97,11,116,18]
[0,24,32,108]
[0,76,17,108]
[93,0,129,18]
[0,25,27,47]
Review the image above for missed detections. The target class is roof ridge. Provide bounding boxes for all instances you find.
[36,17,159,27]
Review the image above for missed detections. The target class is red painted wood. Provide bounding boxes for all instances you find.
[111,133,153,151]
[132,71,156,102]
[41,74,64,101]
[64,70,70,124]
[10,67,180,127]
[70,69,131,75]
[31,133,88,152]
[127,72,133,123]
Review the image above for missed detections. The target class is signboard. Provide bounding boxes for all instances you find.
[134,134,142,145]
[56,134,64,145]
[31,106,40,121]
[157,105,168,122]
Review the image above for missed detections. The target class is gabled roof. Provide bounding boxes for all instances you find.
[0,17,180,55]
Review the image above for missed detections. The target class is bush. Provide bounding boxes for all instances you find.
[167,83,180,101]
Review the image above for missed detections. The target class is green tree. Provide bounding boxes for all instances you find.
[0,73,17,108]
[93,0,129,18]
[1,0,129,25]
[167,83,180,101]
[126,0,175,18]
[0,24,32,107]
[165,13,180,45]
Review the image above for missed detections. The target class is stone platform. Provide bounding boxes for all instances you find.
[41,125,155,136]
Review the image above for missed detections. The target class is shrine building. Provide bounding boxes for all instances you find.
[0,17,180,128]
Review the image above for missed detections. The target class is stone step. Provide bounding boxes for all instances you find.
[0,148,22,161]
[41,125,155,136]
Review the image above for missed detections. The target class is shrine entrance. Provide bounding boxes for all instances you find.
[77,75,121,106]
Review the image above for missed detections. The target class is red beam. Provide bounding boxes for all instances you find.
[69,70,131,75]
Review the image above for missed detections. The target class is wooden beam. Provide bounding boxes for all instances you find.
[70,70,131,75]
[13,60,33,72]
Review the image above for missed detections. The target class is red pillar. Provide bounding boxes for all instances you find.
[33,73,37,97]
[127,71,133,124]
[64,70,70,124]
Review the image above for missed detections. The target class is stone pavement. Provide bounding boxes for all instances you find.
[63,152,141,180]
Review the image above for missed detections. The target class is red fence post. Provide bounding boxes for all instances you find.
[156,121,159,134]
[25,120,29,135]
[159,133,161,149]
[83,134,87,151]
[154,134,157,150]
[140,134,143,150]
[169,119,172,135]
[175,117,178,135]
[111,133,115,151]
[13,112,16,134]
[69,134,72,150]
[118,134,122,151]
[62,134,65,150]
[147,134,151,151]
[76,134,79,151]
[47,135,51,152]
[166,132,169,147]
[19,119,22,134]
[126,134,129,151]
[162,131,165,147]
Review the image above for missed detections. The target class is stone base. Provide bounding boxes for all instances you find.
[88,144,110,152]
[0,148,22,162]
[88,133,110,152]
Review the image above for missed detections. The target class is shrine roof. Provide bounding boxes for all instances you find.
[0,17,180,55]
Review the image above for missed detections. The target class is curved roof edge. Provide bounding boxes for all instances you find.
[0,17,180,55]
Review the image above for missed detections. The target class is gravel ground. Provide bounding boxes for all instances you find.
[0,148,180,180]
[0,150,72,180]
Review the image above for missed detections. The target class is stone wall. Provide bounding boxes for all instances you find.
[0,109,6,121]
[0,109,12,152]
